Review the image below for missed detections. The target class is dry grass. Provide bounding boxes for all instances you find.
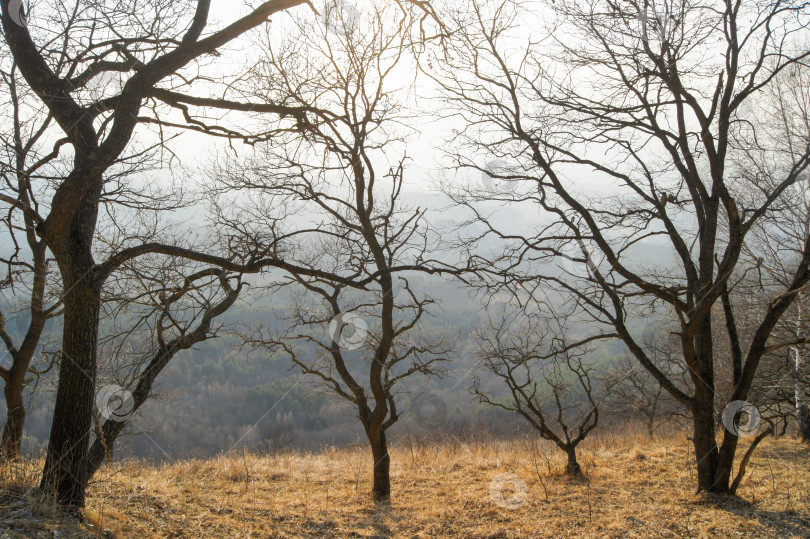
[2,433,809,538]
[0,457,93,538]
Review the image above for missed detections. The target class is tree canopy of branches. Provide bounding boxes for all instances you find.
[84,260,244,482]
[472,308,611,479]
[738,59,810,442]
[222,1,456,501]
[0,60,62,461]
[433,0,810,494]
[604,325,690,438]
[0,0,315,510]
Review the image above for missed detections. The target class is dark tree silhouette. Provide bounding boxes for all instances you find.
[0,61,61,460]
[0,0,310,509]
[433,0,810,494]
[84,264,244,482]
[223,1,456,501]
[472,308,615,479]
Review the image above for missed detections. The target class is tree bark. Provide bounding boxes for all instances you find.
[368,428,391,502]
[1,380,26,460]
[39,269,101,510]
[692,383,730,493]
[563,446,583,479]
[714,429,739,494]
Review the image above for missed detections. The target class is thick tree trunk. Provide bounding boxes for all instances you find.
[36,164,105,511]
[692,384,731,493]
[1,380,26,460]
[689,318,735,494]
[714,429,738,494]
[39,273,100,510]
[563,446,583,479]
[369,429,391,501]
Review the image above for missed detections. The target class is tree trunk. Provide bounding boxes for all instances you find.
[692,384,731,493]
[563,446,583,479]
[84,350,166,482]
[0,235,49,462]
[798,405,810,443]
[84,420,125,484]
[689,317,735,494]
[1,380,26,460]
[39,273,101,510]
[791,345,810,443]
[369,429,391,501]
[714,427,739,494]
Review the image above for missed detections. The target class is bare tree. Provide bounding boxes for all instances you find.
[0,48,171,460]
[472,307,612,479]
[0,61,265,476]
[432,0,810,494]
[737,58,810,442]
[0,60,62,460]
[223,1,456,501]
[84,260,244,482]
[0,0,315,509]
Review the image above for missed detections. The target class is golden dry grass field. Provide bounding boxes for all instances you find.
[1,433,808,538]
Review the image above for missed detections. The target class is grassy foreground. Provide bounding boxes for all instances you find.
[1,433,808,538]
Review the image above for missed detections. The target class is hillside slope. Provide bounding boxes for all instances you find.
[2,435,808,538]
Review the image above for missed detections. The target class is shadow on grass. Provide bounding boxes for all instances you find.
[300,500,396,538]
[718,496,810,537]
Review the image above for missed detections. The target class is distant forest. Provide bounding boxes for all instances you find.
[1,271,650,461]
